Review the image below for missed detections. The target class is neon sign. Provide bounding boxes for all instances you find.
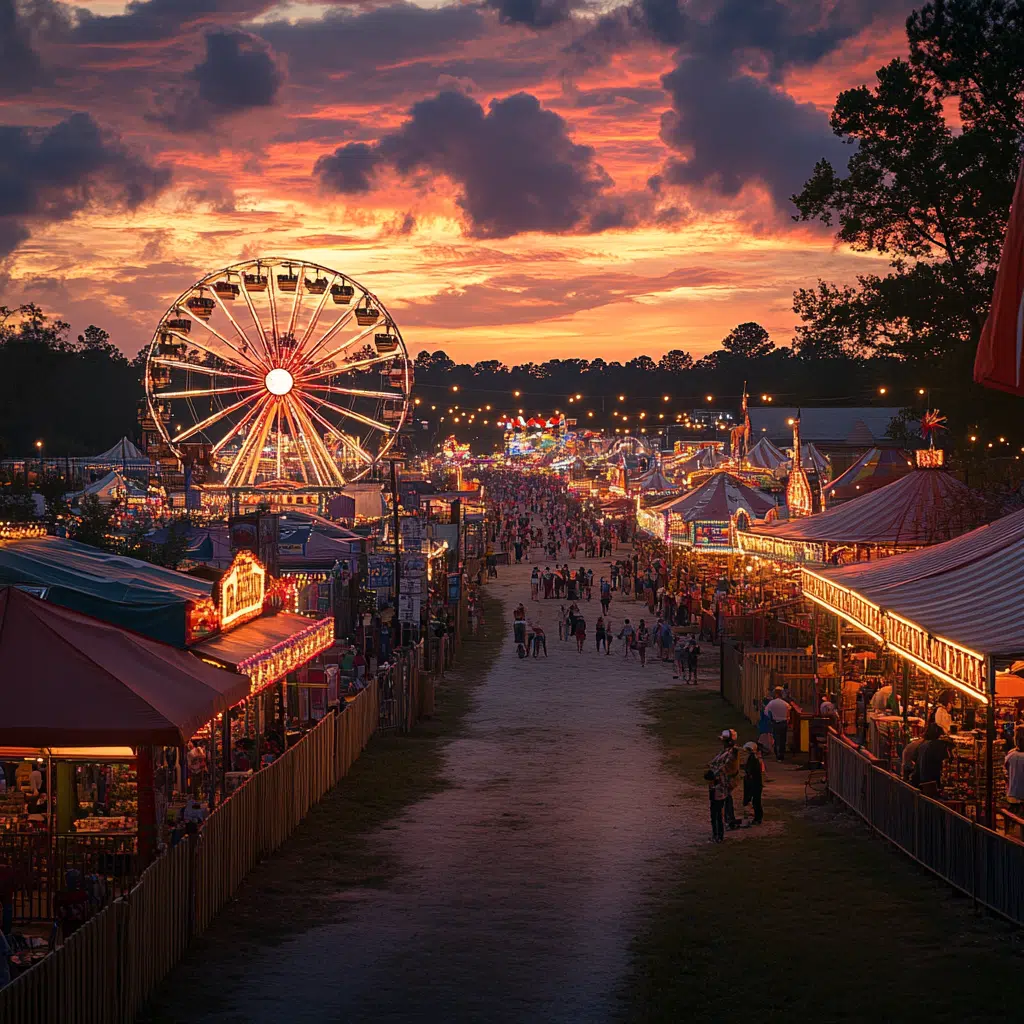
[217,551,266,631]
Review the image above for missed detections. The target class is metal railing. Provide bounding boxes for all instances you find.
[827,734,1024,925]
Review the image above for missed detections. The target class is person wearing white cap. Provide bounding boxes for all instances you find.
[710,729,741,829]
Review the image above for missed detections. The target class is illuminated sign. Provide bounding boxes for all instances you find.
[915,448,945,469]
[217,551,267,631]
[738,531,826,565]
[693,521,731,549]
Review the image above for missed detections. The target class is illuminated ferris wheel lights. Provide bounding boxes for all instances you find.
[265,368,295,396]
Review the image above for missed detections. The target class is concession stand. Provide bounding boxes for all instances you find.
[802,507,1024,826]
[0,586,248,922]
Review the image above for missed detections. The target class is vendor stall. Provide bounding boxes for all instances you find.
[802,507,1024,825]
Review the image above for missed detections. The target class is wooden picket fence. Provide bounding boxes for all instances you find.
[0,681,381,1024]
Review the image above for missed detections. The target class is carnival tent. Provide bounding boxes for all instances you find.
[744,437,787,471]
[795,443,830,477]
[803,508,1024,698]
[72,437,150,471]
[635,465,676,492]
[67,469,146,505]
[652,472,776,521]
[0,538,212,646]
[0,586,248,746]
[824,447,913,502]
[675,448,725,478]
[743,468,971,554]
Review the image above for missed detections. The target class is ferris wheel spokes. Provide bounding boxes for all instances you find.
[294,272,337,353]
[299,305,359,369]
[287,397,345,485]
[210,285,274,371]
[305,393,395,436]
[301,349,395,384]
[157,384,262,400]
[210,393,273,454]
[149,357,261,382]
[169,392,257,445]
[304,383,403,402]
[237,275,274,366]
[292,393,374,465]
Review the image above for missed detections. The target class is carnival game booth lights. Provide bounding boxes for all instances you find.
[639,472,776,552]
[738,458,972,567]
[802,507,1024,826]
[0,586,249,923]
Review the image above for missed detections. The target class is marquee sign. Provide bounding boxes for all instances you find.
[217,551,267,631]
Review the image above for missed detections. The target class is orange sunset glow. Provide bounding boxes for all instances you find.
[0,0,914,362]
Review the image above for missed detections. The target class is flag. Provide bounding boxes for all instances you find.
[975,158,1024,395]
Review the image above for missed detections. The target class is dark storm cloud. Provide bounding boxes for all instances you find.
[151,30,281,132]
[0,112,170,255]
[70,0,277,46]
[570,0,898,69]
[314,90,632,238]
[658,56,846,208]
[257,4,487,81]
[0,0,45,95]
[484,0,576,29]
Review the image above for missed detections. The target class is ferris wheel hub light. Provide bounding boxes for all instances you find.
[265,368,294,396]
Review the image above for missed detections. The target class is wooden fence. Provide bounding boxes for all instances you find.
[720,642,816,724]
[827,734,1024,925]
[0,681,381,1024]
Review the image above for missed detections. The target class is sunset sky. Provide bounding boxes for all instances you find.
[0,0,914,362]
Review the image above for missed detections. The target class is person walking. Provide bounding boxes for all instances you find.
[673,634,687,679]
[574,613,587,653]
[637,619,649,667]
[742,742,764,825]
[595,615,607,654]
[706,764,727,843]
[764,686,791,762]
[530,567,540,601]
[531,623,547,658]
[686,638,701,685]
[600,578,612,615]
[618,618,636,660]
[557,604,567,641]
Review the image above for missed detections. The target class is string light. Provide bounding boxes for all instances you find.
[237,617,335,693]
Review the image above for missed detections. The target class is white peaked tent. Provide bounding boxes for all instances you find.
[73,437,150,471]
[67,469,145,505]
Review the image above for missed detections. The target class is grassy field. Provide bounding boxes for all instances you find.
[140,594,505,1020]
[627,687,1024,1023]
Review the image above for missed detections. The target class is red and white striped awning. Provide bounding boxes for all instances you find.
[805,507,1024,662]
[748,469,970,547]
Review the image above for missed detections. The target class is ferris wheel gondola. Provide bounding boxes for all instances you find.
[144,256,413,488]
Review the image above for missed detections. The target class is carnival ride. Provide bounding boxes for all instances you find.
[144,257,413,488]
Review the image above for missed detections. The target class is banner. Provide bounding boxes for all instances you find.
[975,158,1024,395]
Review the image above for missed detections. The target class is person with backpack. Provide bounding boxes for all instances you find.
[600,578,612,615]
[574,613,587,653]
[595,616,608,654]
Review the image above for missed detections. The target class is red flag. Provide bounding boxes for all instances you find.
[975,158,1024,395]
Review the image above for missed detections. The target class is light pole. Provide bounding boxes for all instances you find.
[35,440,43,482]
[383,454,405,650]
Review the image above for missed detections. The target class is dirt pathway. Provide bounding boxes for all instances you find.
[168,553,708,1023]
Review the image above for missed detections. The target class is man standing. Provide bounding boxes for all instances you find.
[764,686,791,762]
[686,639,701,685]
[710,730,741,830]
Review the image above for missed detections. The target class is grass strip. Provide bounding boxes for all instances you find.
[626,687,1024,1024]
[141,593,505,1020]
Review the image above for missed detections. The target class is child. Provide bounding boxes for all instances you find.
[742,741,765,825]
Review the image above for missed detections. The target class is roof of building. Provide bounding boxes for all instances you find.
[749,408,904,446]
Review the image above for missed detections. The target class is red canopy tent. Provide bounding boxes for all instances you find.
[0,587,250,746]
[742,468,971,557]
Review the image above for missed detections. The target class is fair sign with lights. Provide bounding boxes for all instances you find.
[216,550,267,631]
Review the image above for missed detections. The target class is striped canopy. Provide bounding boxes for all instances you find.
[652,472,775,522]
[810,508,1024,659]
[748,469,970,547]
[825,447,913,501]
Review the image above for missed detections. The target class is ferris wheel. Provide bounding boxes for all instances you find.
[144,257,413,487]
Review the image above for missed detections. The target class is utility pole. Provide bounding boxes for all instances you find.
[386,455,404,650]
